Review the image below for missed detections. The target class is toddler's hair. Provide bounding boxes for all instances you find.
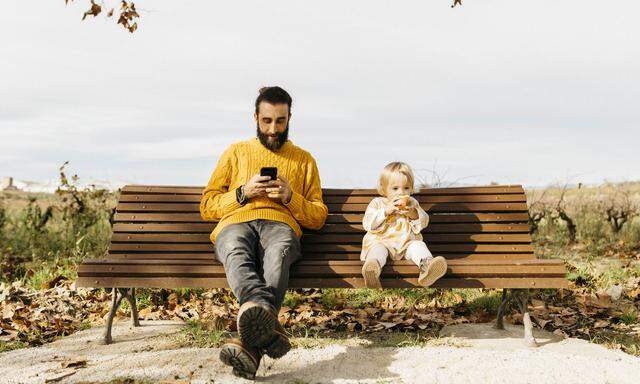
[376,162,419,196]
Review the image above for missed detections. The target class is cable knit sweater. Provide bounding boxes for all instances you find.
[199,137,328,244]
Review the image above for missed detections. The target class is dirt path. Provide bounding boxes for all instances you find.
[1,320,638,384]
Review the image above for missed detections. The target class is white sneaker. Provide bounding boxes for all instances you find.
[361,259,382,288]
[417,256,448,287]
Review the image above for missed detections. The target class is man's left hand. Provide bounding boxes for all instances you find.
[265,175,293,204]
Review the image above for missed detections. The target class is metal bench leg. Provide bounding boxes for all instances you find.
[494,289,510,330]
[514,289,538,347]
[103,288,140,344]
[124,288,141,327]
[103,287,126,344]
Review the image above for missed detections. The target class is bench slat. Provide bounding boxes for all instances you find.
[119,194,527,204]
[110,233,532,244]
[112,223,532,234]
[76,276,568,289]
[105,252,536,261]
[113,213,530,224]
[78,264,565,277]
[121,185,525,196]
[116,202,529,213]
[108,243,535,253]
[82,258,563,266]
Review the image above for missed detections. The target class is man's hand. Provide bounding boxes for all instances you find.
[244,174,272,199]
[265,175,293,204]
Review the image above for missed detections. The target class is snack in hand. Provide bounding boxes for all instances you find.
[395,195,410,210]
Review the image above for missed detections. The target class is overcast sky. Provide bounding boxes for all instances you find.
[1,0,638,189]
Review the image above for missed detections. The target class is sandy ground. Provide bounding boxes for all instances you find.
[1,320,639,384]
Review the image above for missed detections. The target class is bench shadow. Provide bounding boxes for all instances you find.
[441,322,564,347]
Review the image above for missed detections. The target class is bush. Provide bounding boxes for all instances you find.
[0,162,117,284]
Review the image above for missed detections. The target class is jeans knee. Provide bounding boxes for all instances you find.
[267,240,301,264]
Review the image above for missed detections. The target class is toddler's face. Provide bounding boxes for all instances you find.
[385,173,412,199]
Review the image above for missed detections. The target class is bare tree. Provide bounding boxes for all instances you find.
[526,187,550,235]
[550,184,577,244]
[414,160,483,189]
[597,185,639,234]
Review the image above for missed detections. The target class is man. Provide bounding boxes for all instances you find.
[199,86,328,380]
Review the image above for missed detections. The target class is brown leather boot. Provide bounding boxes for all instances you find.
[237,301,278,348]
[219,338,263,380]
[263,321,291,359]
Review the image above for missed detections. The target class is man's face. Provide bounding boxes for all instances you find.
[255,102,290,151]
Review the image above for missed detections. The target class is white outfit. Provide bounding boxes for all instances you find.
[360,196,433,267]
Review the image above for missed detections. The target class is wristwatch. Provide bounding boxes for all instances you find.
[236,185,248,205]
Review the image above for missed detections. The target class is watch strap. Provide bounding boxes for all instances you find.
[236,185,247,205]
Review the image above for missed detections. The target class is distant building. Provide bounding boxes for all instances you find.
[1,177,20,191]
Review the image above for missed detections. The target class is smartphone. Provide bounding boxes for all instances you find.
[260,167,278,181]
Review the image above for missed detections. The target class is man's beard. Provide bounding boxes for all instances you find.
[256,123,289,151]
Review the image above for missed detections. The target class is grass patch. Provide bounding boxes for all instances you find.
[618,308,638,325]
[318,288,437,310]
[590,331,640,357]
[0,340,28,353]
[173,319,231,348]
[466,290,502,315]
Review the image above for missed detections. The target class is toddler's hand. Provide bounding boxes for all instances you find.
[390,196,411,215]
[383,201,399,216]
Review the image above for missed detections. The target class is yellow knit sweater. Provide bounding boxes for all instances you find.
[199,137,328,244]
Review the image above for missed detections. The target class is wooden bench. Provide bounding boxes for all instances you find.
[77,184,568,345]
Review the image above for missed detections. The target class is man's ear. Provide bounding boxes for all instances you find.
[253,111,258,122]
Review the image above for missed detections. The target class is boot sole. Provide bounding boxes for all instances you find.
[418,257,448,287]
[219,343,258,380]
[264,331,291,359]
[238,304,277,348]
[362,261,382,289]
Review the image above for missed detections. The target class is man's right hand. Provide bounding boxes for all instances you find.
[243,175,273,199]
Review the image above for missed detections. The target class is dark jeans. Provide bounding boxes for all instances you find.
[214,219,302,313]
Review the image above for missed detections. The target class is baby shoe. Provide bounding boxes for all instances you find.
[418,256,448,287]
[362,259,382,288]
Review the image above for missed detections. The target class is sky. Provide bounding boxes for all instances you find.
[1,0,639,190]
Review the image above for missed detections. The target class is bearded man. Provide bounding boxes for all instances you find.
[199,86,328,380]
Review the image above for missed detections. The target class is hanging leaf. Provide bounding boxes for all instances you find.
[81,0,102,21]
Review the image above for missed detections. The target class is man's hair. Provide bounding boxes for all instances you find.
[255,86,293,115]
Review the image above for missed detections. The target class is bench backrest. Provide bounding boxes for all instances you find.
[109,184,534,262]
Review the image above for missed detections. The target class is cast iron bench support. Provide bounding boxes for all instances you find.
[494,288,537,346]
[103,287,140,344]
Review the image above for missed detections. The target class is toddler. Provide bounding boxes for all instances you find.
[361,162,448,288]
